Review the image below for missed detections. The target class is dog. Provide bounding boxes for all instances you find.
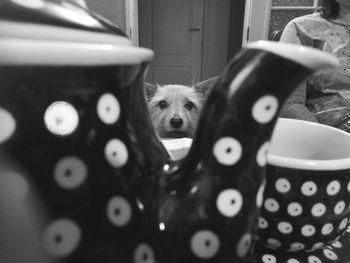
[145,77,218,138]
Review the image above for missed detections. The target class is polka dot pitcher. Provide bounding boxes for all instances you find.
[0,1,339,263]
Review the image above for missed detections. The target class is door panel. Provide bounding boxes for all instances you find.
[153,67,191,85]
[139,0,204,85]
[152,1,190,54]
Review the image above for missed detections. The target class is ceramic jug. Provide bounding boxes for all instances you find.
[0,1,339,263]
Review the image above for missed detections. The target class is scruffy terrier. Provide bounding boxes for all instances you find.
[145,77,218,138]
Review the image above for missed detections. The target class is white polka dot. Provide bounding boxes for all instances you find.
[236,233,252,258]
[41,218,81,257]
[277,221,293,234]
[0,107,16,144]
[311,203,326,217]
[256,182,266,207]
[287,202,303,217]
[258,217,269,229]
[196,163,203,171]
[301,181,317,196]
[266,238,281,248]
[311,242,325,251]
[339,217,348,230]
[134,243,155,263]
[163,164,170,172]
[301,224,316,237]
[275,178,291,193]
[54,156,87,190]
[10,0,45,8]
[0,171,29,200]
[334,200,346,215]
[97,93,120,124]
[256,141,270,166]
[323,248,338,261]
[44,101,79,136]
[327,180,341,196]
[190,230,220,259]
[252,95,279,124]
[332,240,342,248]
[213,137,242,166]
[159,222,165,231]
[106,196,132,227]
[104,138,128,168]
[308,255,322,263]
[216,189,243,217]
[264,198,280,212]
[262,254,277,263]
[287,259,300,263]
[321,223,334,235]
[288,242,305,252]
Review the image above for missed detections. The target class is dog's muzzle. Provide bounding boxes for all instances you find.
[170,117,183,128]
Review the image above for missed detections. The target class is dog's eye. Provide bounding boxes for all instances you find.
[184,101,195,110]
[157,100,168,109]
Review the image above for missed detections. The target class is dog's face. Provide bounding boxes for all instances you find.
[145,77,218,138]
[147,84,203,138]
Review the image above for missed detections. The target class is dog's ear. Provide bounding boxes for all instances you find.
[194,76,219,97]
[144,82,157,100]
[155,81,163,89]
[190,78,196,88]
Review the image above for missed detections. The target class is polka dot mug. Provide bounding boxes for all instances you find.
[0,1,340,262]
[255,118,350,262]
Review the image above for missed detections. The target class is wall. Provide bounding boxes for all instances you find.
[85,0,126,33]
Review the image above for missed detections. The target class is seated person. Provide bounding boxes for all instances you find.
[279,0,350,132]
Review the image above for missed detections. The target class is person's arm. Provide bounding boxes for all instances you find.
[280,81,318,122]
[278,20,318,122]
[280,20,303,44]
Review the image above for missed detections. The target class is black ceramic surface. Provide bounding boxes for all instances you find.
[0,65,168,263]
[257,166,350,252]
[0,1,340,263]
[254,227,350,263]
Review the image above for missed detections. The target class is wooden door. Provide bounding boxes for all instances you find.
[139,0,204,85]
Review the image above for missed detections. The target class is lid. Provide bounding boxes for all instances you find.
[0,0,153,65]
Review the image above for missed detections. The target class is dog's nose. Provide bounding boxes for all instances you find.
[170,117,183,128]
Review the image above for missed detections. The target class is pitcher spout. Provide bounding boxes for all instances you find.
[158,41,339,262]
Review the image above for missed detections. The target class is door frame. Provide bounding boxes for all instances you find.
[125,0,139,46]
[243,0,271,44]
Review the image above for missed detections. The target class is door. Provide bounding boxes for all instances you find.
[139,0,204,85]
